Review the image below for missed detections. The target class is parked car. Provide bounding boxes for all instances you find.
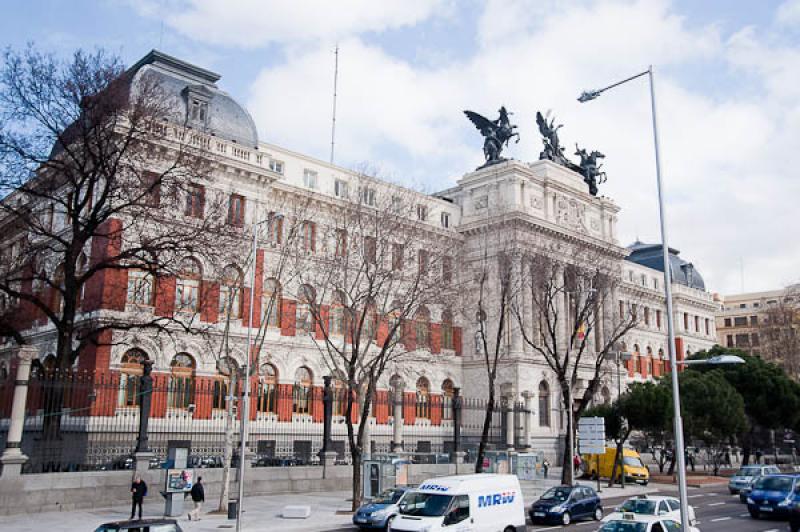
[352,487,409,530]
[94,518,183,531]
[603,495,696,525]
[729,465,781,494]
[598,513,700,532]
[529,485,602,525]
[747,474,800,518]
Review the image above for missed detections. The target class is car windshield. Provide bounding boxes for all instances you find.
[754,477,793,491]
[540,487,572,502]
[600,521,649,532]
[623,457,645,468]
[620,499,657,514]
[398,492,453,517]
[737,467,761,476]
[374,489,404,504]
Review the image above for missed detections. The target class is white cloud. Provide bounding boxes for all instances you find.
[131,0,449,48]
[214,0,799,294]
[777,0,800,26]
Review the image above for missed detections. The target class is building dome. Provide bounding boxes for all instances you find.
[128,50,258,148]
[626,240,706,291]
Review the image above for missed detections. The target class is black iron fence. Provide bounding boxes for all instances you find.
[1,369,512,474]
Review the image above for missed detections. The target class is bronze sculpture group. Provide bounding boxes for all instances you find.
[464,107,607,196]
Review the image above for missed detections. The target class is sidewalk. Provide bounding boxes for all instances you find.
[0,476,668,532]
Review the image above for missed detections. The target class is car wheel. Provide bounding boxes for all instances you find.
[504,527,516,532]
[594,507,604,521]
[749,509,760,519]
[729,488,736,495]
[562,512,571,525]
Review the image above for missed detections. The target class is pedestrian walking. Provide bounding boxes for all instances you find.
[542,459,550,479]
[130,475,147,521]
[188,476,205,521]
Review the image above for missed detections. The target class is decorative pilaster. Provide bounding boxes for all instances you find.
[391,384,404,452]
[0,345,38,478]
[522,391,535,451]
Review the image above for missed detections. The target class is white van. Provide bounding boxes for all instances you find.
[389,474,527,532]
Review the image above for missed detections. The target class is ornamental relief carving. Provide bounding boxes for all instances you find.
[554,195,586,233]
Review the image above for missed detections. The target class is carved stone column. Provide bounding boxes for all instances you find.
[0,345,38,478]
[391,383,404,452]
[504,395,515,450]
[522,391,535,451]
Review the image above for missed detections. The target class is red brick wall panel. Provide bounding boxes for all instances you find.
[154,276,176,317]
[200,281,219,323]
[453,327,462,356]
[375,390,389,424]
[430,394,442,425]
[403,391,416,425]
[431,324,442,354]
[281,299,297,336]
[277,383,293,421]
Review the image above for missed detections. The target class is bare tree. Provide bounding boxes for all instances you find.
[291,173,455,510]
[513,247,638,485]
[0,46,231,435]
[757,285,800,379]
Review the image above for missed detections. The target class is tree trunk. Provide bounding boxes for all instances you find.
[475,389,495,473]
[218,372,237,512]
[560,384,574,486]
[351,450,362,511]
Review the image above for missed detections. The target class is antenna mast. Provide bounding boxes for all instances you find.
[329,44,339,165]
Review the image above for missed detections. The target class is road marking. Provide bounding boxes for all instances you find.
[711,517,732,522]
[762,529,780,532]
[708,502,726,506]
[575,522,594,526]
[739,513,750,517]
[688,494,705,498]
[532,527,563,531]
[707,492,717,496]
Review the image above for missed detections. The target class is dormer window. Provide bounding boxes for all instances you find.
[190,99,208,124]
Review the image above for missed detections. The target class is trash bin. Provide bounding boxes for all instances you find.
[228,499,238,520]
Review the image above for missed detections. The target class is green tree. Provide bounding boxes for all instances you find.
[692,346,800,464]
[677,369,748,474]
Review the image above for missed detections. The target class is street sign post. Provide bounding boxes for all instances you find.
[578,417,606,492]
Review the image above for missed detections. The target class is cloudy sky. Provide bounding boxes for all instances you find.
[3,0,799,294]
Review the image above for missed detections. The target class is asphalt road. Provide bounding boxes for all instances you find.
[332,484,791,532]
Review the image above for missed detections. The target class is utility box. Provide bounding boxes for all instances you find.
[163,441,192,517]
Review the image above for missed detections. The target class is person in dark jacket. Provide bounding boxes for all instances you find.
[188,476,205,521]
[130,475,147,520]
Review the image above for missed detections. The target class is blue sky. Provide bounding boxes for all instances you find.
[2,0,799,294]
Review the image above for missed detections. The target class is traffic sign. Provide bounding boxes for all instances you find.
[578,416,606,454]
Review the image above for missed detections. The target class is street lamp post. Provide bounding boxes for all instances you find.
[579,67,743,527]
[236,219,266,532]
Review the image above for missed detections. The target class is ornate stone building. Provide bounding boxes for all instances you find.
[0,50,719,463]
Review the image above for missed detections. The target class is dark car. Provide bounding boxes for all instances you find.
[529,485,603,525]
[352,487,410,530]
[747,474,800,518]
[94,518,183,531]
[790,484,800,532]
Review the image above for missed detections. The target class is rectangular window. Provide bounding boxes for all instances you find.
[334,179,349,198]
[334,229,347,258]
[142,171,161,207]
[392,243,404,271]
[190,99,208,123]
[739,303,747,309]
[724,317,732,327]
[442,256,452,284]
[302,221,316,252]
[185,184,205,218]
[175,278,200,312]
[418,249,429,276]
[619,300,625,319]
[683,312,689,330]
[735,333,750,346]
[726,334,734,347]
[643,307,650,326]
[218,285,241,319]
[126,270,154,306]
[653,278,659,290]
[360,187,376,206]
[733,316,748,327]
[268,159,284,174]
[364,236,377,264]
[303,169,318,189]
[227,194,245,227]
[631,304,638,320]
[441,212,450,228]
[268,213,283,245]
[641,274,647,287]
[750,315,758,326]
[416,204,428,221]
[694,315,699,332]
[705,318,710,335]
[656,309,662,329]
[751,333,760,346]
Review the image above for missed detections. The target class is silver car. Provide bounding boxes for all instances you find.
[729,465,781,494]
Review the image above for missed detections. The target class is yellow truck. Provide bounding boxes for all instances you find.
[581,447,650,485]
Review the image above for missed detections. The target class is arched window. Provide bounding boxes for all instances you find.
[416,377,430,419]
[257,363,278,414]
[362,301,378,343]
[646,346,654,375]
[293,366,313,414]
[296,285,316,334]
[442,379,455,420]
[175,257,202,312]
[118,349,148,408]
[218,265,243,320]
[127,269,154,306]
[262,278,281,328]
[332,379,346,417]
[415,307,431,349]
[539,381,551,427]
[633,344,641,374]
[168,353,196,409]
[212,357,238,410]
[329,291,346,337]
[441,310,454,350]
[601,386,611,405]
